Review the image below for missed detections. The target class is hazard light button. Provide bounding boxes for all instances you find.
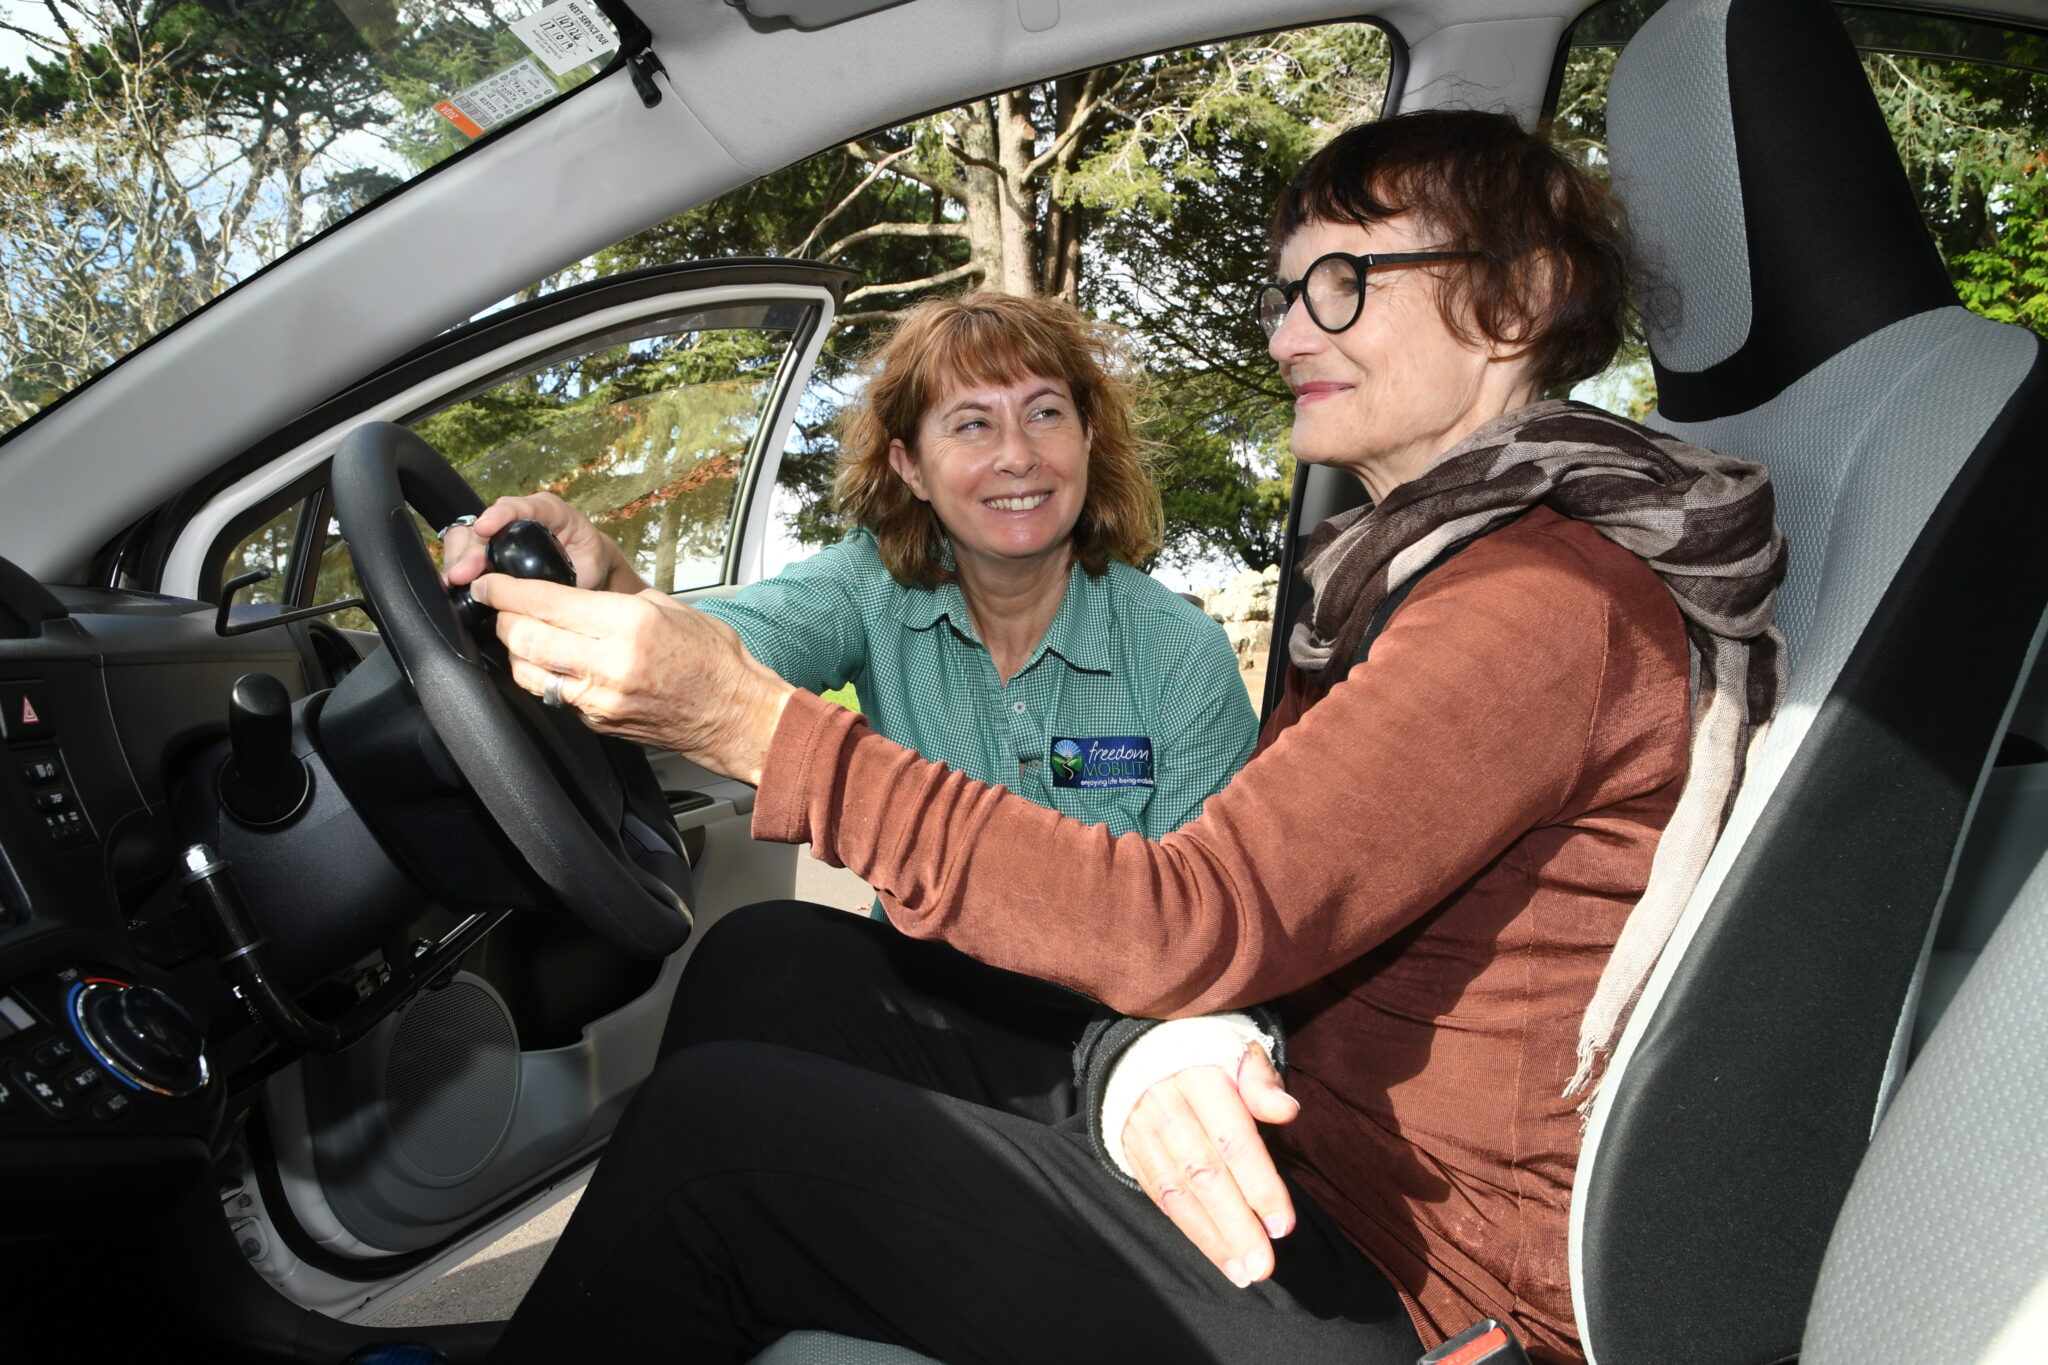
[0,686,51,743]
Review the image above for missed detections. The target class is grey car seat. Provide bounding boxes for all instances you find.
[1571,1,2048,1363]
[1799,829,2048,1363]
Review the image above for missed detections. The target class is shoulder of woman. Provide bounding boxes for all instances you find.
[1099,561,1233,639]
[1406,507,1684,651]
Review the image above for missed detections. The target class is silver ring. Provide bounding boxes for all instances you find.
[542,671,566,708]
[438,513,479,541]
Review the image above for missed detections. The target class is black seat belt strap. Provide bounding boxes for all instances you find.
[1345,531,1490,676]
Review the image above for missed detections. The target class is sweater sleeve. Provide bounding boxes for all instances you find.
[754,528,1625,1017]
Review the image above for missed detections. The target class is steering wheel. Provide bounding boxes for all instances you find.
[328,421,692,958]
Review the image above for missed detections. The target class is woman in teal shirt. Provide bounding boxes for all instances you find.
[446,292,1255,849]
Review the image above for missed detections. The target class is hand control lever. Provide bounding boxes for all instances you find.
[449,519,576,639]
[220,671,311,827]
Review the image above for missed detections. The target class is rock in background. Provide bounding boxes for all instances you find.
[1197,564,1281,704]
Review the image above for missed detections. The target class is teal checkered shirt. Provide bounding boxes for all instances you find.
[696,530,1258,844]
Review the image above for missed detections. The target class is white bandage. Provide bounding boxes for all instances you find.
[1099,1013,1277,1179]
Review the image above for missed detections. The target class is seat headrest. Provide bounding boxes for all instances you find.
[1609,0,1957,422]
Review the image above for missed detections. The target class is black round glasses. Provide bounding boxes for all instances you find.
[1255,250,1480,340]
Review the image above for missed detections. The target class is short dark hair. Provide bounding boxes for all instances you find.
[1269,110,1634,392]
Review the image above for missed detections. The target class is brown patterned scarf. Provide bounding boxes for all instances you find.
[1290,398,1788,1103]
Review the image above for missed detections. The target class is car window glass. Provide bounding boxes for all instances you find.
[221,500,310,611]
[314,511,434,635]
[0,0,624,437]
[1553,1,2048,421]
[401,305,801,595]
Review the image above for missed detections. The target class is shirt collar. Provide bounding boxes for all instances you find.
[893,556,1113,675]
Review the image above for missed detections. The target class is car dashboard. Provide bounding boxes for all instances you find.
[0,576,325,1217]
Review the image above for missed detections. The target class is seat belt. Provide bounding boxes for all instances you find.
[1417,1318,1533,1365]
[1343,529,1493,676]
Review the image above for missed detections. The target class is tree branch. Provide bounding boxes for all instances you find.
[820,220,968,261]
[795,144,914,257]
[847,139,952,197]
[1024,68,1114,182]
[840,259,982,305]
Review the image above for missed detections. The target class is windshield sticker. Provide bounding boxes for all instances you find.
[510,0,618,76]
[1049,737,1155,790]
[434,59,559,139]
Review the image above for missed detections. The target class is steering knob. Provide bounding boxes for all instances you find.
[451,519,576,637]
[487,519,575,586]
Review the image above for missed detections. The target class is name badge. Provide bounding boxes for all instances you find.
[1049,736,1155,790]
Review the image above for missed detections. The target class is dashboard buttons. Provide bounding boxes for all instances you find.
[91,1092,129,1122]
[8,1062,73,1121]
[31,1037,73,1067]
[43,808,89,849]
[32,789,67,811]
[0,686,51,743]
[62,1065,99,1094]
[18,756,57,785]
[0,1074,14,1113]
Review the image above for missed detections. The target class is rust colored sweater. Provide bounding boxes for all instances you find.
[753,506,1692,1362]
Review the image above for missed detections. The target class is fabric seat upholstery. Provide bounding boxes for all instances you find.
[1571,2,2048,1362]
[1800,838,2048,1362]
[751,1330,942,1365]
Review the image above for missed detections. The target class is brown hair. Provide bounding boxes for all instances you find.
[835,292,1162,588]
[1269,110,1634,391]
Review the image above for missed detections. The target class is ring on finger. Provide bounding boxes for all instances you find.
[438,513,479,541]
[542,671,567,708]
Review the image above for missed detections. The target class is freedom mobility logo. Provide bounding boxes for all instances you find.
[1048,736,1155,790]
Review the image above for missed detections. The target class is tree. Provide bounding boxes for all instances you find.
[0,0,600,432]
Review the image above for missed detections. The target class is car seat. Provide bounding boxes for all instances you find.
[1798,821,2048,1363]
[1571,1,2048,1363]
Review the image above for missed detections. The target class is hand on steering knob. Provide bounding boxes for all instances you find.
[441,493,647,595]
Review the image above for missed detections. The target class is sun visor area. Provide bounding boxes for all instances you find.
[729,0,919,29]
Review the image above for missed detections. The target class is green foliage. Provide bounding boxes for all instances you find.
[0,0,614,431]
[412,325,794,593]
[1556,36,2048,354]
[1083,28,1386,574]
[1953,166,2048,332]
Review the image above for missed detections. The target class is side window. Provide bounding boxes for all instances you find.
[1551,0,2048,420]
[220,500,310,611]
[310,515,396,635]
[213,302,806,631]
[406,304,804,594]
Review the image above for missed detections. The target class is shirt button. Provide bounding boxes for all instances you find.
[1012,701,1026,714]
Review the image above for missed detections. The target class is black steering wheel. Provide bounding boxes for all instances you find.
[328,421,692,959]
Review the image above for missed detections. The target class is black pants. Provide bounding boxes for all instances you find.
[495,901,1422,1365]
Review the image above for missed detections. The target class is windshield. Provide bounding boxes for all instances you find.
[0,0,622,436]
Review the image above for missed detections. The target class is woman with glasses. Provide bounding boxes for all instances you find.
[486,111,1785,1365]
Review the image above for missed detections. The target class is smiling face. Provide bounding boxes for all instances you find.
[1269,213,1543,501]
[887,373,1091,582]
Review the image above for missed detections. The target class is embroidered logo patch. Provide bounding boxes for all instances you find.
[1049,736,1155,789]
